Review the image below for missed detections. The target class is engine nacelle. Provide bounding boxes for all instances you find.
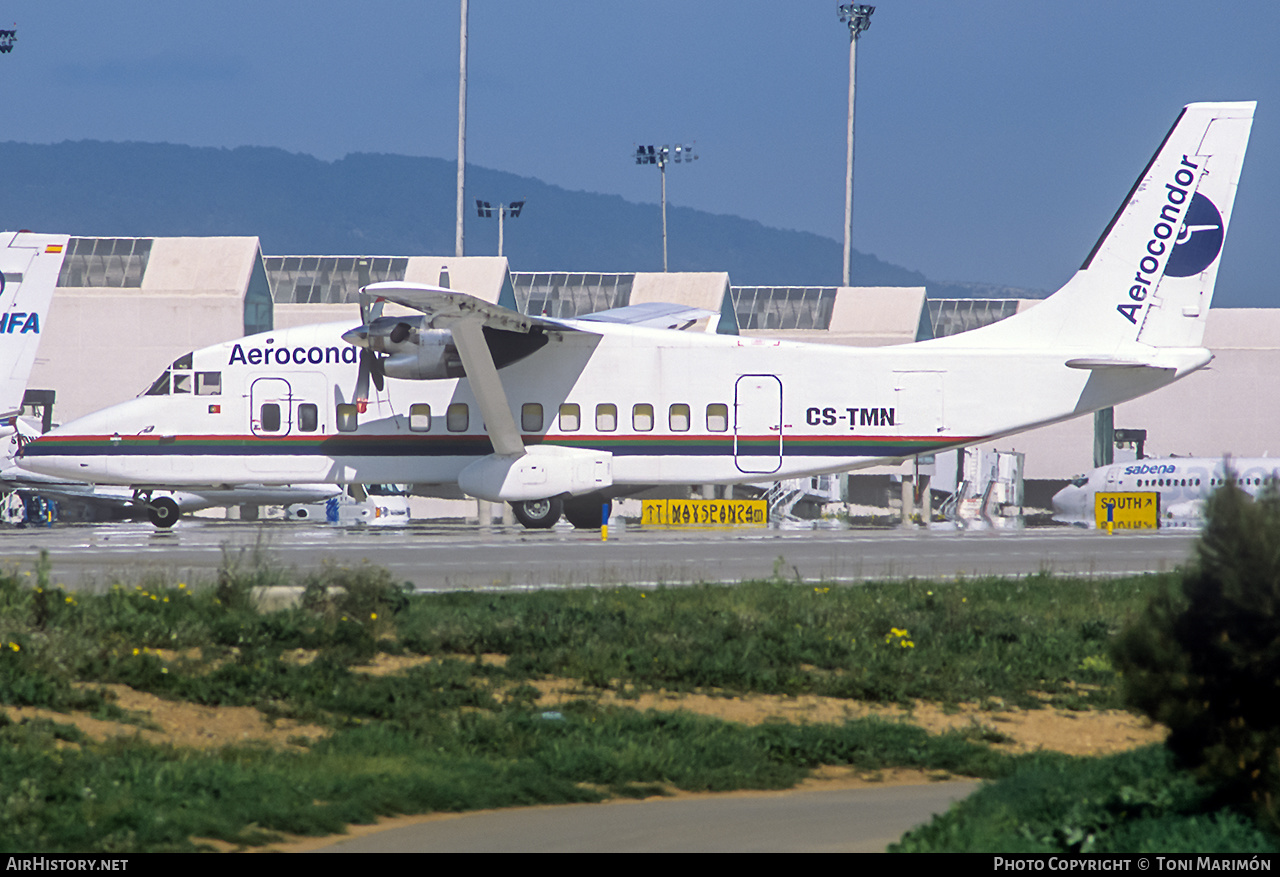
[341,317,550,381]
[457,446,613,502]
[381,329,464,380]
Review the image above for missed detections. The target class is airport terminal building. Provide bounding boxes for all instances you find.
[28,234,1280,512]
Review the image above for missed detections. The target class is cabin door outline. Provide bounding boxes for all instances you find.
[734,374,783,474]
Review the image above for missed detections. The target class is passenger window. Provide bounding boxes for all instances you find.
[260,403,281,432]
[522,403,544,432]
[447,403,469,432]
[298,403,318,432]
[196,372,221,395]
[409,403,432,432]
[595,403,617,432]
[669,403,690,432]
[336,403,358,432]
[706,403,728,432]
[172,373,192,394]
[559,403,580,432]
[633,403,654,432]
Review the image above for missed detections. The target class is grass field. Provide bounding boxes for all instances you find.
[1,548,1274,852]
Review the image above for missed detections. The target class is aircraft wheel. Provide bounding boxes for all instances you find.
[511,498,562,529]
[563,496,611,529]
[147,497,181,528]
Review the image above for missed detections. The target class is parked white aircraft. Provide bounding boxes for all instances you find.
[1052,456,1280,527]
[19,102,1257,528]
[0,232,342,526]
[0,232,66,417]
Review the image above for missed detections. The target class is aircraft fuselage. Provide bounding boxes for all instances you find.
[19,317,1201,493]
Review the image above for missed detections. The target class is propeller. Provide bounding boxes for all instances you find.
[346,318,418,411]
[352,259,387,411]
[357,258,384,324]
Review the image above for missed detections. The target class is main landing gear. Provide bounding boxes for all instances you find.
[134,491,181,528]
[510,497,562,529]
[509,496,612,530]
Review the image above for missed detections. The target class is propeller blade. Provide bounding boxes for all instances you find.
[355,348,372,405]
[359,295,386,324]
[357,258,384,324]
[371,355,385,392]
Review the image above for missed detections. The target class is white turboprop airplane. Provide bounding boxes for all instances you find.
[18,102,1256,529]
[0,232,342,526]
[1052,456,1280,527]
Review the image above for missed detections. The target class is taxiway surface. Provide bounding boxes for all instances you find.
[0,520,1198,591]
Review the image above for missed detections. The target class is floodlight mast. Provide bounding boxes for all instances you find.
[838,4,873,286]
[475,200,526,257]
[456,0,469,258]
[634,143,698,271]
[0,27,16,54]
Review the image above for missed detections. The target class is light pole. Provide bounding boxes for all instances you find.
[838,4,873,287]
[634,143,698,271]
[456,0,469,257]
[475,200,525,257]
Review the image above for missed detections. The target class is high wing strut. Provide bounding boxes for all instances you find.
[447,318,525,456]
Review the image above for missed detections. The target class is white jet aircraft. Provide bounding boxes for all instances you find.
[0,231,66,417]
[19,102,1257,529]
[0,232,342,526]
[1052,456,1280,527]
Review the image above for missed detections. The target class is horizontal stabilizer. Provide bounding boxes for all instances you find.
[1065,358,1173,371]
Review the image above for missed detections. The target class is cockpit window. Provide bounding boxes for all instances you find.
[144,352,196,397]
[145,370,171,396]
[196,372,221,395]
[1070,475,1089,488]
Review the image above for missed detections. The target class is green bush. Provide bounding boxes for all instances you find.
[1113,477,1280,829]
[893,746,1278,853]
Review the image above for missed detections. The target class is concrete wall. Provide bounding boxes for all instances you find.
[30,237,259,423]
[273,255,512,329]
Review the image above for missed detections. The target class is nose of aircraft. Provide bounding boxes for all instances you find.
[1051,483,1090,522]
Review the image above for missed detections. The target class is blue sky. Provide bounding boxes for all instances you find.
[3,1,1279,305]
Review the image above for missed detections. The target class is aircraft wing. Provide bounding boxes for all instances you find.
[576,301,718,330]
[361,282,579,335]
[360,283,545,457]
[361,283,717,333]
[357,284,716,460]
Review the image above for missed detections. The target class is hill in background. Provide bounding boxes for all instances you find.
[0,140,1044,297]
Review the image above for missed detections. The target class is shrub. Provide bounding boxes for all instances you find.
[1113,476,1280,828]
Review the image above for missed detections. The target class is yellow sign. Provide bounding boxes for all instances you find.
[642,499,768,527]
[1094,492,1159,530]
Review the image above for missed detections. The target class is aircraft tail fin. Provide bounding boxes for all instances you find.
[0,233,68,420]
[932,102,1255,354]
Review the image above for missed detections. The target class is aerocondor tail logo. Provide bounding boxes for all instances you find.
[229,342,358,367]
[1117,155,1223,325]
[1165,192,1224,278]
